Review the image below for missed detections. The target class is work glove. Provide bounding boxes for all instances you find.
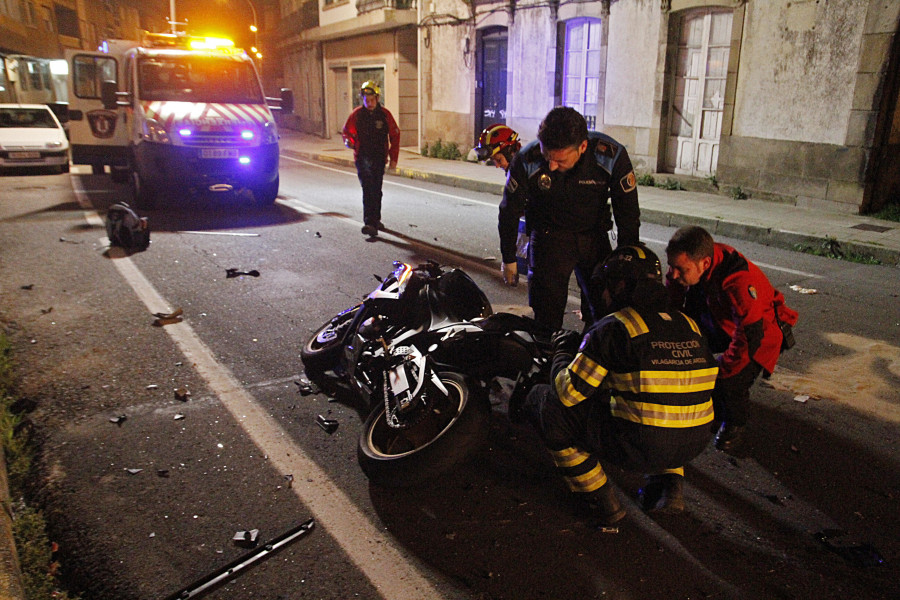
[551,329,582,355]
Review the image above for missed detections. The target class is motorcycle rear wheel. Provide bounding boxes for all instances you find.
[358,372,490,488]
[301,305,361,381]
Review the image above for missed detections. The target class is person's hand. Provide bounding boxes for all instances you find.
[551,329,582,354]
[501,262,519,286]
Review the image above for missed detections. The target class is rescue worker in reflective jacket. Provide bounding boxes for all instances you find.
[342,80,400,237]
[665,226,799,454]
[498,107,640,332]
[516,244,718,525]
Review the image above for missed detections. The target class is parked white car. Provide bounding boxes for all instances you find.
[0,104,70,174]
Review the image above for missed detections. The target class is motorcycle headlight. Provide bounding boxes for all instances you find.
[261,120,278,145]
[141,118,170,144]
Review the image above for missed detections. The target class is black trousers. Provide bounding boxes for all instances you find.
[356,154,386,226]
[712,361,763,427]
[528,229,612,331]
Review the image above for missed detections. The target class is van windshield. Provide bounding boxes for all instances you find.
[138,55,263,104]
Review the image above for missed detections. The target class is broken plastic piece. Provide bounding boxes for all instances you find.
[789,284,818,295]
[815,529,884,567]
[157,469,170,478]
[174,388,191,401]
[110,415,127,426]
[226,268,261,278]
[147,384,159,390]
[125,468,143,475]
[284,474,294,488]
[316,415,339,434]
[174,413,185,420]
[294,379,320,396]
[20,284,33,290]
[596,526,619,534]
[233,529,260,548]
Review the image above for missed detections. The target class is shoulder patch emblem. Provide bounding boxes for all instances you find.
[748,285,757,299]
[620,171,637,193]
[595,141,617,159]
[505,176,519,193]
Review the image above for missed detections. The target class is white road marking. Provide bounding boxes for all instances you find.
[177,230,261,237]
[71,178,447,600]
[281,154,499,208]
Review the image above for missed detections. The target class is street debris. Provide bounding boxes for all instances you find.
[40,307,53,314]
[794,394,809,403]
[789,284,817,294]
[174,388,191,401]
[146,384,159,390]
[157,469,170,478]
[596,526,619,534]
[315,231,321,238]
[153,308,184,326]
[284,474,294,488]
[163,519,314,600]
[109,415,127,426]
[815,529,884,568]
[294,379,319,396]
[232,529,260,549]
[20,284,33,290]
[125,468,143,475]
[226,268,260,278]
[58,237,83,244]
[174,413,185,420]
[316,414,339,434]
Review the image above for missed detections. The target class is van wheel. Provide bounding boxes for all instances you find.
[252,176,279,206]
[131,170,156,210]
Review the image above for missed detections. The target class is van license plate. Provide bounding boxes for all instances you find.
[200,149,239,159]
[9,151,40,159]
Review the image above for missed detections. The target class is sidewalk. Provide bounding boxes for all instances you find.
[279,130,900,268]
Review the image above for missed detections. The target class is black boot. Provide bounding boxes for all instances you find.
[714,422,745,454]
[580,484,626,526]
[639,474,685,514]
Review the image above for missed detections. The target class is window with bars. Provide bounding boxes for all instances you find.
[562,18,601,130]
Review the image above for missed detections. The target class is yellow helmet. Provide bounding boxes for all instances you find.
[360,80,381,96]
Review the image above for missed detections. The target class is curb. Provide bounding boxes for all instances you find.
[0,446,26,600]
[282,148,900,269]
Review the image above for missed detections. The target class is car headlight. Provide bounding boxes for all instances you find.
[261,121,278,145]
[141,118,171,143]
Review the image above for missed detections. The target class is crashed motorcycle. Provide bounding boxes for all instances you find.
[301,260,550,488]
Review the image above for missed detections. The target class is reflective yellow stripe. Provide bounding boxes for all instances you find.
[555,370,588,407]
[550,447,591,468]
[607,367,719,394]
[613,307,649,338]
[682,313,702,335]
[570,352,608,387]
[610,397,715,427]
[564,463,608,493]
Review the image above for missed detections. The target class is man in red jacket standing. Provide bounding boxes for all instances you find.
[665,226,798,454]
[342,80,400,237]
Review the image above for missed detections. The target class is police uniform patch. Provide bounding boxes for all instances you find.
[595,141,617,159]
[539,173,552,191]
[505,176,519,193]
[375,121,384,129]
[748,285,757,299]
[620,171,637,193]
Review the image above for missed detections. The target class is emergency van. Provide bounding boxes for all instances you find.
[66,33,292,208]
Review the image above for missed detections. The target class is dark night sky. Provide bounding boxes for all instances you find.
[148,0,263,50]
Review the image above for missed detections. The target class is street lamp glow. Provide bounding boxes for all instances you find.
[250,24,258,33]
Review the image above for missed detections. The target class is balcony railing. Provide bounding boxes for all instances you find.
[356,0,417,15]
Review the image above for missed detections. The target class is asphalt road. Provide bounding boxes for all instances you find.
[0,157,897,600]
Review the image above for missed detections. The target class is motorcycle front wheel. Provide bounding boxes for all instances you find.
[301,305,362,380]
[358,372,490,488]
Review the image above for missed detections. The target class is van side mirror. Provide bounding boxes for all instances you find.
[280,88,294,115]
[101,80,118,110]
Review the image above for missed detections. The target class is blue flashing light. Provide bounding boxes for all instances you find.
[179,128,192,137]
[241,130,254,140]
[239,156,251,165]
[99,41,109,53]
